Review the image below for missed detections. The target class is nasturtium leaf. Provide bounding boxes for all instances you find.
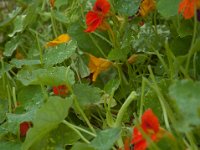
[177,20,193,38]
[17,85,43,111]
[155,136,180,150]
[114,0,140,16]
[22,96,72,150]
[3,35,21,57]
[6,111,35,134]
[169,80,200,132]
[54,11,68,24]
[0,140,22,150]
[170,36,191,56]
[91,128,121,150]
[104,78,120,95]
[17,66,75,86]
[68,23,111,57]
[55,0,68,8]
[0,62,13,78]
[10,58,40,68]
[73,83,101,106]
[22,3,37,29]
[50,124,80,147]
[0,99,7,123]
[43,40,77,66]
[157,0,181,18]
[71,142,95,150]
[77,56,90,78]
[37,67,75,86]
[8,15,26,37]
[133,24,170,52]
[108,48,129,61]
[0,7,22,27]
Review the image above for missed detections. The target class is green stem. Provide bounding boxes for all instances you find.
[36,32,43,65]
[50,8,58,37]
[165,39,175,79]
[71,58,82,83]
[62,120,90,144]
[1,58,6,89]
[40,84,48,102]
[186,132,198,150]
[74,97,96,134]
[186,10,197,73]
[193,52,197,79]
[115,63,128,85]
[12,87,17,108]
[147,66,171,131]
[114,91,137,127]
[7,85,12,113]
[92,32,113,46]
[89,34,106,58]
[62,120,96,137]
[139,77,146,119]
[153,11,158,35]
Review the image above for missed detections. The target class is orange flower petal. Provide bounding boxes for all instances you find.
[46,34,71,47]
[178,0,198,19]
[141,109,160,133]
[88,54,111,81]
[93,0,110,14]
[139,0,156,17]
[84,11,103,32]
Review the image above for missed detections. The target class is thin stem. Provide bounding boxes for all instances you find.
[89,34,106,58]
[193,52,197,79]
[71,58,82,83]
[62,120,90,144]
[12,87,17,108]
[1,58,5,89]
[114,91,137,127]
[186,10,197,72]
[165,39,175,79]
[92,32,113,46]
[153,11,158,35]
[50,8,58,37]
[7,85,12,113]
[74,97,96,134]
[36,32,43,65]
[147,66,171,131]
[186,132,198,150]
[62,120,96,137]
[40,84,48,102]
[139,77,146,119]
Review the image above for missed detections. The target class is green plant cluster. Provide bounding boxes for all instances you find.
[0,0,200,150]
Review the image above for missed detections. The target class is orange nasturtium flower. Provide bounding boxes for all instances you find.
[46,34,70,47]
[84,0,110,32]
[139,0,156,17]
[178,0,200,19]
[131,109,166,150]
[88,54,112,81]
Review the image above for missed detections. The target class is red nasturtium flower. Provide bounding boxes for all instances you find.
[84,0,110,32]
[20,121,32,137]
[178,0,200,19]
[131,109,161,150]
[53,85,68,96]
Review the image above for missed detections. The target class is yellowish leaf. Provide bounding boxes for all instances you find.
[46,34,71,47]
[88,54,112,81]
[139,0,156,17]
